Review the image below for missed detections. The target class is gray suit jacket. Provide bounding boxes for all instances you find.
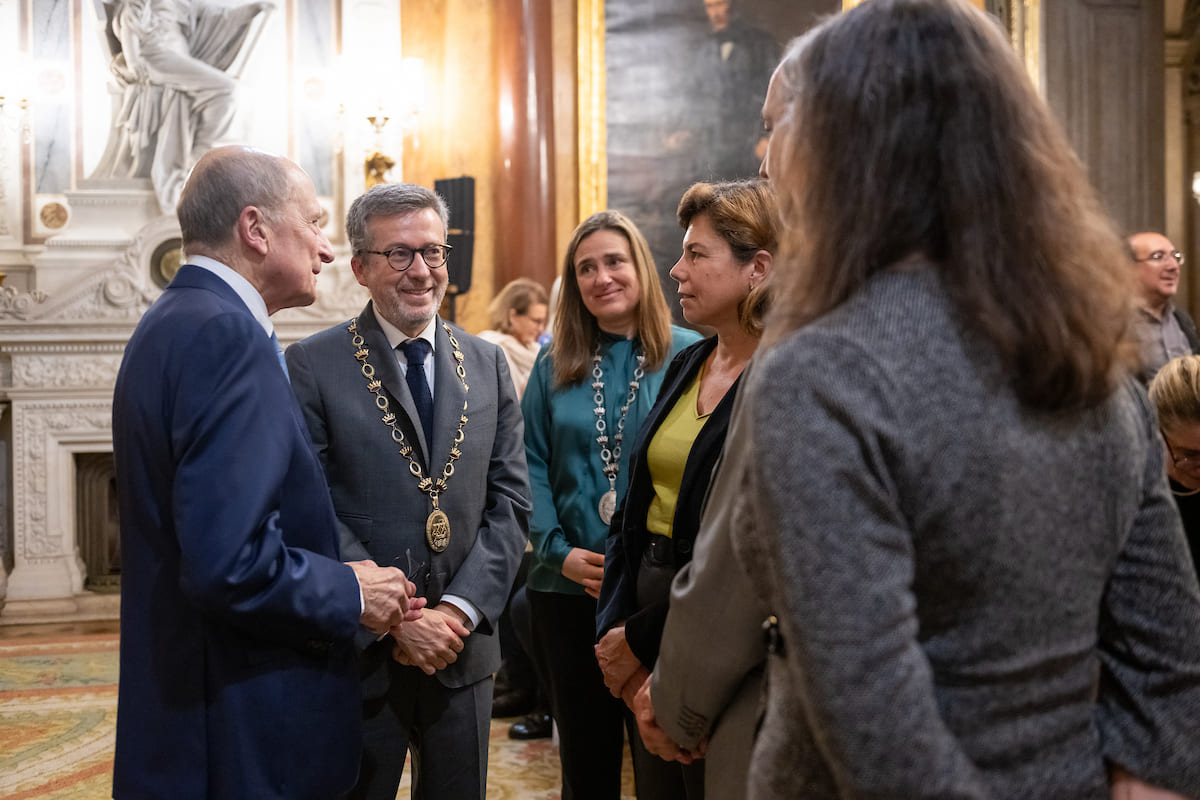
[287,303,531,689]
[651,358,767,800]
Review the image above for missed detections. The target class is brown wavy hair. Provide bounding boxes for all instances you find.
[765,0,1136,412]
[548,211,673,386]
[677,179,778,337]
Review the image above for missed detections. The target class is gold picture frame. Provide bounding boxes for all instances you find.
[577,0,1039,219]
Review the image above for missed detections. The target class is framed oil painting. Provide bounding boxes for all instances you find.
[581,0,838,321]
[579,0,1034,323]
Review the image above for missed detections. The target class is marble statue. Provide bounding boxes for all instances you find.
[90,0,273,214]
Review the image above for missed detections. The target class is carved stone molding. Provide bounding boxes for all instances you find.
[10,354,124,390]
[0,286,49,318]
[10,398,111,564]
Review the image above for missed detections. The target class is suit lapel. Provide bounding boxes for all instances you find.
[431,320,467,474]
[357,304,430,465]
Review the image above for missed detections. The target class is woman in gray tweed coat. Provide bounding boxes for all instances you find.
[740,1,1200,797]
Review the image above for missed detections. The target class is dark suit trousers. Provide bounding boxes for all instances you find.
[530,589,645,800]
[352,658,492,800]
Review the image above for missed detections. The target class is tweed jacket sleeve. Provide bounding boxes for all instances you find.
[1095,381,1200,796]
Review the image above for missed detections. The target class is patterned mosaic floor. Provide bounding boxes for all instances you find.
[0,630,634,800]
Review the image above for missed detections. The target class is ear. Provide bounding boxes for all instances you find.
[350,254,369,287]
[237,206,270,256]
[748,248,773,286]
[507,307,520,328]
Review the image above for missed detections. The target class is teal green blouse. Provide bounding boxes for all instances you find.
[522,327,702,595]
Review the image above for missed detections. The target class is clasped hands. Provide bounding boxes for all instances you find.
[391,602,471,675]
[350,559,425,633]
[595,626,704,764]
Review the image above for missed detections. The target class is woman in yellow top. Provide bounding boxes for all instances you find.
[595,178,776,799]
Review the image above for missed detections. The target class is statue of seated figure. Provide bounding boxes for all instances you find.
[89,0,273,214]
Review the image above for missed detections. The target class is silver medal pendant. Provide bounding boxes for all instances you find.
[598,489,617,525]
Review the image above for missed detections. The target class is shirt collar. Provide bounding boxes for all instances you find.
[188,255,273,337]
[375,310,438,352]
[1137,301,1175,323]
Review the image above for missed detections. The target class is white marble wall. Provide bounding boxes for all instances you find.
[0,0,415,621]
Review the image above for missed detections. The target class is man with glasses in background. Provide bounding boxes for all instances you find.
[1129,231,1200,384]
[286,183,531,800]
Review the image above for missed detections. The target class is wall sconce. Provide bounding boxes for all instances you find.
[363,57,425,188]
[1192,171,1200,207]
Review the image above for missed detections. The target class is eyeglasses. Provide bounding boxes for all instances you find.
[1162,431,1200,472]
[1135,250,1185,266]
[360,244,452,271]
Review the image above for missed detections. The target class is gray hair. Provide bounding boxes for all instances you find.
[345,183,450,254]
[178,147,296,251]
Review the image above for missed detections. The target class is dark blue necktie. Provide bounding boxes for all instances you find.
[400,338,434,448]
[270,331,289,381]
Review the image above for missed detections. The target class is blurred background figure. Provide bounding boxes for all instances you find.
[737,0,1200,797]
[523,211,700,800]
[1128,232,1199,385]
[691,0,779,179]
[1148,354,1200,577]
[594,178,775,800]
[479,277,549,399]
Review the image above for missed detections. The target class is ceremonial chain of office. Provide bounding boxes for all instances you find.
[592,347,645,525]
[348,319,469,553]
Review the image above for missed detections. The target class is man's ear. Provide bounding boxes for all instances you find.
[349,254,369,288]
[237,206,270,256]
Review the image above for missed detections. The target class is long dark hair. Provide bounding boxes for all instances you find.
[765,0,1135,412]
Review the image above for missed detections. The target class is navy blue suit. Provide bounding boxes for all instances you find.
[112,264,364,799]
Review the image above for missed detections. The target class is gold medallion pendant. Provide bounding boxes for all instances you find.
[426,509,451,552]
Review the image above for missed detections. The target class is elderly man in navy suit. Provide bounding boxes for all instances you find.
[287,183,531,800]
[112,146,422,800]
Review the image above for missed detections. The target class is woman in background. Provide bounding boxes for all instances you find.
[479,277,549,398]
[738,1,1200,797]
[1148,354,1200,577]
[594,179,775,799]
[522,211,701,800]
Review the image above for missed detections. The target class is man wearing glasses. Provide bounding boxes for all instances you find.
[286,183,531,799]
[1129,231,1200,383]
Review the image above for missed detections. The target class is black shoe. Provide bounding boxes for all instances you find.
[508,711,552,740]
[491,689,535,719]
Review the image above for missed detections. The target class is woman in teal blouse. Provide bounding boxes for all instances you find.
[522,210,700,800]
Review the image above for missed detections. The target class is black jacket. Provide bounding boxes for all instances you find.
[596,337,742,667]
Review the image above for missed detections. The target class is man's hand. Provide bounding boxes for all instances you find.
[633,676,700,764]
[595,626,642,699]
[562,547,604,599]
[390,603,470,675]
[348,560,423,634]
